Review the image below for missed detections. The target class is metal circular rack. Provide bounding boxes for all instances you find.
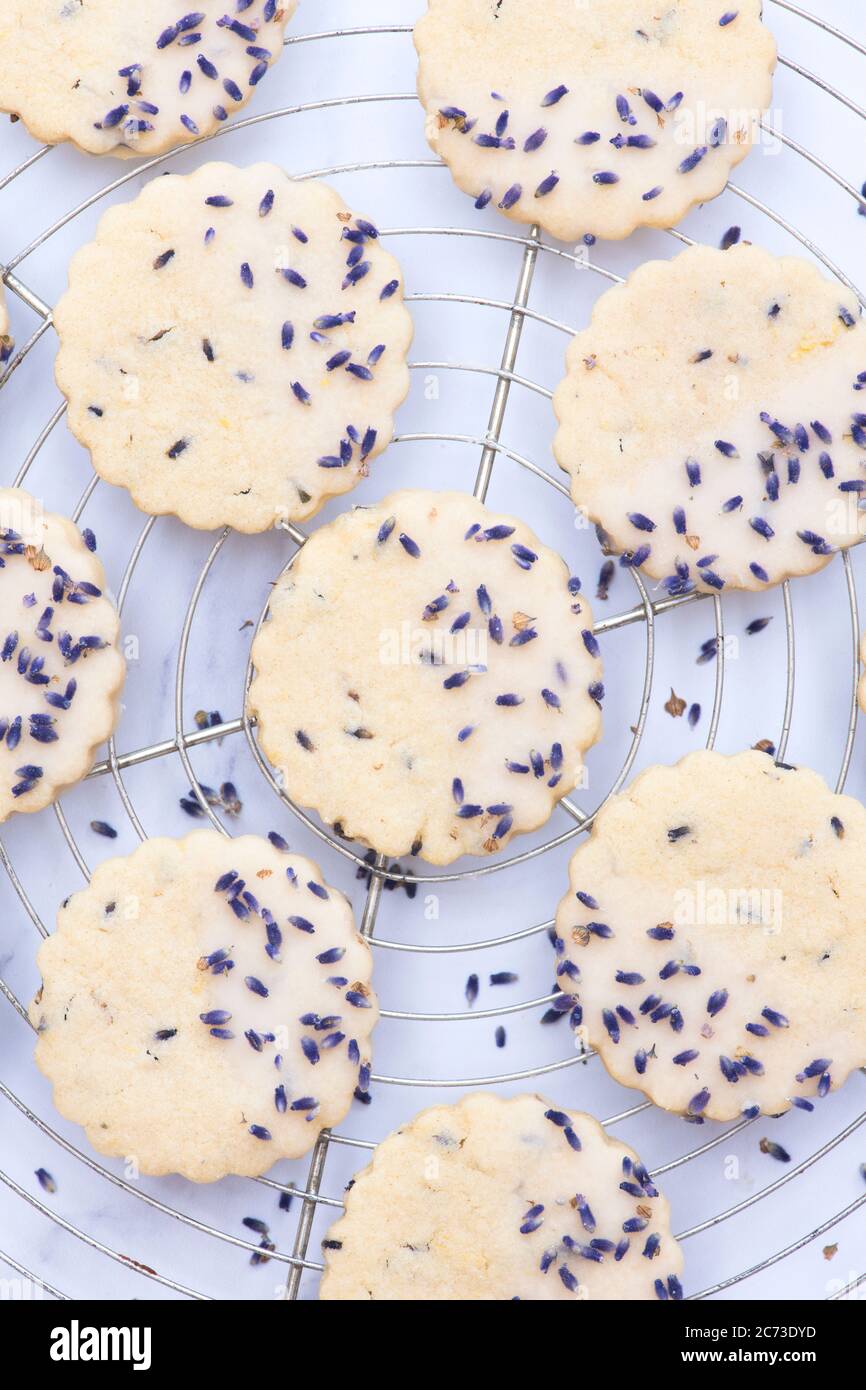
[1,2,865,1301]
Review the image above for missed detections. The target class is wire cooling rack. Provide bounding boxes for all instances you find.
[1,0,866,1302]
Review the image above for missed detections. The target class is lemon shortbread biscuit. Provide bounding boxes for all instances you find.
[0,2,295,158]
[248,489,603,865]
[414,0,776,243]
[31,831,378,1181]
[53,162,413,532]
[319,1093,684,1300]
[554,243,866,593]
[553,750,866,1123]
[0,487,124,822]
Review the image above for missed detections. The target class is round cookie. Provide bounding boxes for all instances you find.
[414,0,776,243]
[247,489,603,865]
[553,243,866,594]
[553,749,866,1123]
[0,2,295,158]
[319,1092,684,1301]
[0,487,124,822]
[30,832,377,1182]
[53,162,413,533]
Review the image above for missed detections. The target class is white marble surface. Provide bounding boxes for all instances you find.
[1,0,865,1302]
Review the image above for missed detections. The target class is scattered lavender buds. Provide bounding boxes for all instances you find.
[759,1138,791,1163]
[90,820,118,839]
[596,559,615,601]
[194,708,224,733]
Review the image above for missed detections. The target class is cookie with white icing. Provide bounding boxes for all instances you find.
[248,489,603,865]
[0,487,124,822]
[553,749,866,1123]
[414,0,776,243]
[319,1092,684,1300]
[53,162,413,533]
[31,831,377,1182]
[0,2,295,158]
[554,244,866,593]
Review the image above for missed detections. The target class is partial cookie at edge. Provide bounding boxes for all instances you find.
[0,2,296,158]
[415,0,776,242]
[0,487,124,822]
[0,284,12,371]
[319,1092,684,1300]
[553,749,866,1122]
[553,243,866,593]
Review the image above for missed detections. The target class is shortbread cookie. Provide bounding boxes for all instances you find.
[248,490,603,865]
[319,1093,684,1300]
[0,285,12,371]
[554,244,866,593]
[31,832,377,1181]
[53,163,413,532]
[0,487,124,822]
[0,2,295,158]
[414,0,776,243]
[553,749,866,1123]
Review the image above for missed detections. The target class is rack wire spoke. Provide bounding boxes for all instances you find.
[690,1190,866,1300]
[0,1165,211,1300]
[675,1102,866,1242]
[0,1246,67,1301]
[0,1077,325,1272]
[768,0,866,56]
